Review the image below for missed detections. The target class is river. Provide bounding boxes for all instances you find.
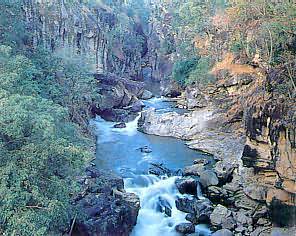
[93,97,212,236]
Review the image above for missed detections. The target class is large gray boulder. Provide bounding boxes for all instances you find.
[199,170,219,188]
[74,167,140,236]
[175,177,199,195]
[183,164,205,176]
[210,204,232,227]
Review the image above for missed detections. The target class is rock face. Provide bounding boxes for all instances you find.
[242,98,296,226]
[23,1,149,78]
[92,73,145,122]
[73,167,140,236]
[160,78,182,98]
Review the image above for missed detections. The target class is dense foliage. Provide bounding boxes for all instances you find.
[0,1,96,235]
[158,0,296,92]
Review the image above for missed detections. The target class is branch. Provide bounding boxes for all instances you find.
[25,205,48,210]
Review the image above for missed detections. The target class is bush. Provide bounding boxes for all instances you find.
[172,57,199,86]
[187,57,215,85]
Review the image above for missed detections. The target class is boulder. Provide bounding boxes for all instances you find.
[175,197,199,214]
[73,167,140,236]
[148,163,176,177]
[130,98,145,112]
[113,122,126,128]
[212,229,233,236]
[206,186,230,205]
[214,161,234,183]
[99,108,138,122]
[156,196,172,217]
[185,87,207,109]
[175,196,213,216]
[186,213,199,225]
[141,89,153,100]
[175,223,195,234]
[138,146,152,153]
[210,204,233,227]
[183,164,205,176]
[199,170,219,188]
[93,74,145,122]
[234,210,252,226]
[160,79,182,98]
[193,158,210,165]
[175,177,199,195]
[243,184,268,202]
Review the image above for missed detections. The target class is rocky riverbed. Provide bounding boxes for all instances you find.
[138,75,296,235]
[76,71,295,235]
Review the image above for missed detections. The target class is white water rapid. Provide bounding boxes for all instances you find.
[93,98,212,236]
[125,174,211,236]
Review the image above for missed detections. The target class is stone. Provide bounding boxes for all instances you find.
[148,163,174,176]
[185,213,198,225]
[250,227,271,236]
[234,210,252,226]
[175,197,198,214]
[138,145,152,153]
[130,98,145,112]
[185,87,207,109]
[183,164,205,176]
[210,204,231,226]
[206,186,230,204]
[175,177,198,195]
[214,161,234,183]
[141,89,153,100]
[73,168,140,236]
[156,196,172,217]
[113,122,126,128]
[257,218,270,226]
[235,226,247,233]
[175,196,213,215]
[243,184,268,202]
[199,170,219,188]
[193,158,210,165]
[160,79,182,98]
[175,223,195,234]
[212,229,233,236]
[221,216,236,230]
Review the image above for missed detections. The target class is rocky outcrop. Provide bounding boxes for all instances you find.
[92,73,145,122]
[73,167,140,236]
[138,107,214,140]
[140,67,295,231]
[160,78,182,98]
[23,0,149,78]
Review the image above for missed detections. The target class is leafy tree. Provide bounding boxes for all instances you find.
[172,57,199,86]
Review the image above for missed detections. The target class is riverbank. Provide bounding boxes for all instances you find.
[139,76,296,235]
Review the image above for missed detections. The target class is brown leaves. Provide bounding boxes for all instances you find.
[211,53,258,76]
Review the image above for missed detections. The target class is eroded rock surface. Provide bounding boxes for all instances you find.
[73,167,140,236]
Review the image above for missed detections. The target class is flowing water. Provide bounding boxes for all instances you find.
[93,97,212,236]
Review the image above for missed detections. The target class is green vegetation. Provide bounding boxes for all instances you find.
[0,1,96,235]
[172,58,199,86]
[159,0,296,94]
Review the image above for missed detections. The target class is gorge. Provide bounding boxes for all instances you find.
[0,0,295,236]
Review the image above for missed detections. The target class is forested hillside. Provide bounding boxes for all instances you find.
[0,0,149,235]
[0,0,295,235]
